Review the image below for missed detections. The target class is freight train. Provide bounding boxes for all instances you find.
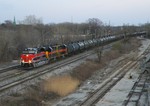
[20,31,146,68]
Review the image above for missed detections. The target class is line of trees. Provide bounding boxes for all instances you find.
[0,15,148,62]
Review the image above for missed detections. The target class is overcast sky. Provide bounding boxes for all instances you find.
[0,0,150,26]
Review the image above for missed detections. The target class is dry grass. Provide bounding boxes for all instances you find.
[71,38,141,83]
[43,75,80,96]
[71,61,105,81]
[70,49,121,82]
[0,38,142,106]
[103,50,121,61]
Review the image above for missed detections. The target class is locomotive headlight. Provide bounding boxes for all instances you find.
[28,60,32,63]
[22,60,24,63]
[26,55,29,57]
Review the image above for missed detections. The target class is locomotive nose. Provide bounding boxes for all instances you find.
[21,54,33,63]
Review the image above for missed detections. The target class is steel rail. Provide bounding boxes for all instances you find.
[79,60,138,106]
[0,51,94,96]
[123,74,148,106]
[0,65,20,74]
[79,44,150,106]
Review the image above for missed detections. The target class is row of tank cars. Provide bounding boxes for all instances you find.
[20,31,146,68]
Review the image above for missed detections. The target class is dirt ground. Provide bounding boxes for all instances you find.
[52,38,150,106]
[96,38,150,106]
[1,38,149,106]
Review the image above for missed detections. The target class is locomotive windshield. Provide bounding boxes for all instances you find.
[22,48,37,54]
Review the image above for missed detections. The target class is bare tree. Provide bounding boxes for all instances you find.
[142,23,150,38]
[94,46,103,63]
[87,18,103,38]
[0,31,11,61]
[4,20,13,25]
[20,15,43,25]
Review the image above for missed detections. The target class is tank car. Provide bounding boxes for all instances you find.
[71,42,80,53]
[83,40,90,49]
[78,41,85,51]
[66,43,74,55]
[87,40,94,47]
[92,39,98,46]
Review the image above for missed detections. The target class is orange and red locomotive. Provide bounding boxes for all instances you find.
[20,45,67,68]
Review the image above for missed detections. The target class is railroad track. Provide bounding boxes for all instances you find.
[0,64,20,74]
[0,71,25,82]
[122,44,150,106]
[0,44,113,90]
[0,50,95,97]
[79,45,150,106]
[122,72,149,106]
[140,44,150,57]
[79,60,138,106]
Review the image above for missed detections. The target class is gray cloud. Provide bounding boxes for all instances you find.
[0,0,149,25]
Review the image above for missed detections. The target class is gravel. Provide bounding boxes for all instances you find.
[52,38,150,106]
